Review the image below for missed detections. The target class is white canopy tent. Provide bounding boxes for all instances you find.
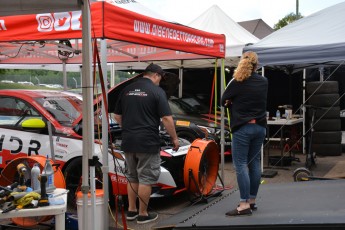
[244,1,345,156]
[189,4,259,63]
[244,1,345,69]
[133,4,261,69]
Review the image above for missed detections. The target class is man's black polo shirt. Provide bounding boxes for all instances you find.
[115,78,172,153]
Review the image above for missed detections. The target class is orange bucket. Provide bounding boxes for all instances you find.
[76,189,104,199]
[184,139,219,195]
[0,155,66,227]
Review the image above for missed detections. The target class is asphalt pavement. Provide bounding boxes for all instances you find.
[112,150,345,230]
[1,150,344,230]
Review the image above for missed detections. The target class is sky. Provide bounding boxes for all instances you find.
[137,0,345,28]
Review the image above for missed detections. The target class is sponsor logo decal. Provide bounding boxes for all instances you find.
[126,89,147,97]
[36,12,82,32]
[176,120,190,127]
[0,134,40,155]
[111,174,127,184]
[133,20,215,48]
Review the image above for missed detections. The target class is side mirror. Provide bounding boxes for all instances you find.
[21,118,46,129]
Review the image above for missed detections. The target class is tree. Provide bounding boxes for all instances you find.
[273,12,303,30]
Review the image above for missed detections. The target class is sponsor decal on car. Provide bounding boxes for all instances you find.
[176,120,190,127]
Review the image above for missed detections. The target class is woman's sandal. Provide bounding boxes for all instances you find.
[225,207,252,216]
[250,203,258,211]
[237,204,258,211]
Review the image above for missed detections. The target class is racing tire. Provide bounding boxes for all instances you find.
[110,195,129,212]
[312,131,342,144]
[312,143,342,156]
[313,119,341,131]
[293,167,312,182]
[306,81,338,95]
[307,106,340,119]
[63,157,103,206]
[108,181,128,209]
[307,94,339,107]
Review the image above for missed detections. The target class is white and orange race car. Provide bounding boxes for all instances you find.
[0,78,218,204]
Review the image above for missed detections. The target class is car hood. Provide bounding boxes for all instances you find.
[173,113,217,128]
[85,74,228,130]
[107,72,180,112]
[107,73,143,113]
[105,74,223,129]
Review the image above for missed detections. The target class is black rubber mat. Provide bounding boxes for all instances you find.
[154,179,345,229]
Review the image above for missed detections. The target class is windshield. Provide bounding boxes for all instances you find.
[169,97,209,115]
[178,97,209,114]
[168,100,188,115]
[35,96,82,127]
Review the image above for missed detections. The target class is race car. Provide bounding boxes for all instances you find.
[0,75,218,204]
[169,96,232,155]
[106,73,219,197]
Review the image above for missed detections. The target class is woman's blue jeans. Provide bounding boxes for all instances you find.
[232,123,266,202]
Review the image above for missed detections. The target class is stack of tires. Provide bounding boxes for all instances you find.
[306,81,342,156]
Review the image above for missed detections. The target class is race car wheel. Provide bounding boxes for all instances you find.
[293,167,312,182]
[63,157,103,206]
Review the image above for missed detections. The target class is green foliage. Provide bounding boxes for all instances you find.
[273,12,303,30]
[0,68,136,89]
[0,82,50,90]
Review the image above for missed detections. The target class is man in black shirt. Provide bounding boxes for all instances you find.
[114,63,179,224]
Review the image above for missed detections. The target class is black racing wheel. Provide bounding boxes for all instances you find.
[293,167,312,182]
[63,157,103,206]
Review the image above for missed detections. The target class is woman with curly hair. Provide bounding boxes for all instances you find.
[221,51,268,216]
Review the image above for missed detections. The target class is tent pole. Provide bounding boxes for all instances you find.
[63,60,67,90]
[220,59,225,181]
[111,63,115,87]
[100,38,110,230]
[81,0,94,229]
[178,60,183,98]
[319,66,324,81]
[79,65,83,87]
[90,163,96,230]
[259,67,264,172]
[303,69,306,154]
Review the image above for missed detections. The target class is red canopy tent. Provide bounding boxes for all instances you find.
[0,1,226,229]
[0,1,225,64]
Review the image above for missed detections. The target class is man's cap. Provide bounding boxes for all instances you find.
[145,63,166,77]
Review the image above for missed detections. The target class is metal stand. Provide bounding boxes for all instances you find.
[187,169,224,204]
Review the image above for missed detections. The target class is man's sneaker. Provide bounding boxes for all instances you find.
[126,211,138,221]
[137,213,158,224]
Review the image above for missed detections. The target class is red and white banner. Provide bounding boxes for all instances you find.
[0,1,225,64]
